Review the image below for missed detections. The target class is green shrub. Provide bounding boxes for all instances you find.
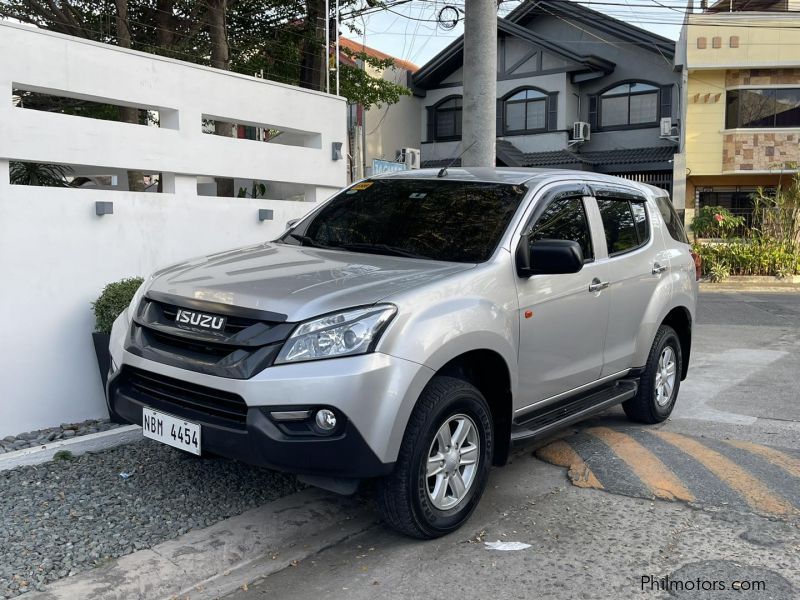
[751,179,800,245]
[707,261,731,283]
[92,277,144,334]
[693,240,800,279]
[690,206,746,239]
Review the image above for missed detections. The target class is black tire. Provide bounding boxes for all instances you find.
[376,376,493,539]
[623,324,682,424]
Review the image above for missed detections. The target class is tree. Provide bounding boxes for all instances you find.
[338,48,411,111]
[114,0,146,191]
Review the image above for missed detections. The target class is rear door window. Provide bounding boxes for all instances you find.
[596,198,650,256]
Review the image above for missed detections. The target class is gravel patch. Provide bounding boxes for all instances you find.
[0,420,123,454]
[0,439,302,598]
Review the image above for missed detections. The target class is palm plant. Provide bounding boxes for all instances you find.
[9,162,72,187]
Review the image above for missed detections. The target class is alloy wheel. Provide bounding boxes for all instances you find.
[654,346,677,407]
[425,414,480,510]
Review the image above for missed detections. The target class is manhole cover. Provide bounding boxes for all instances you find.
[655,560,795,599]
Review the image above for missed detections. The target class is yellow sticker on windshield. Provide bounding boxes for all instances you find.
[351,181,373,191]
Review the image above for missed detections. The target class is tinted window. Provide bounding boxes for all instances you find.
[656,196,689,243]
[726,88,800,129]
[434,97,462,140]
[530,196,593,261]
[597,199,640,255]
[280,179,526,263]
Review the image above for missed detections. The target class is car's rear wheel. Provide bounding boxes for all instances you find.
[623,324,682,424]
[376,376,493,539]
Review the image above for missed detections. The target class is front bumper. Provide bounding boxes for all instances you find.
[107,368,392,478]
[107,314,434,478]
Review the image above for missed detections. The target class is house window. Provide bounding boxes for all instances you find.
[599,82,659,128]
[504,88,547,133]
[725,88,800,129]
[433,96,462,140]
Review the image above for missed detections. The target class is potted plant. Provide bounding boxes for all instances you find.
[92,277,143,387]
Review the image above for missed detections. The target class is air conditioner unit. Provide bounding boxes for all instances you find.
[572,121,590,142]
[660,117,673,137]
[401,147,421,170]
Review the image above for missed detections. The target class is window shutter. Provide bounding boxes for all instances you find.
[426,106,435,142]
[659,84,673,120]
[547,92,558,131]
[496,99,503,135]
[588,95,598,129]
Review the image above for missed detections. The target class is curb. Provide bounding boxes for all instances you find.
[0,425,142,472]
[699,283,800,293]
[23,488,376,600]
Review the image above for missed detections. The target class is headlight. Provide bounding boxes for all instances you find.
[275,304,397,364]
[125,279,149,324]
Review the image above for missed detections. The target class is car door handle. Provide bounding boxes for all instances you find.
[652,262,668,275]
[588,278,610,293]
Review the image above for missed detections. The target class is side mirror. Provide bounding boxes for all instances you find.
[516,237,584,277]
[286,218,300,230]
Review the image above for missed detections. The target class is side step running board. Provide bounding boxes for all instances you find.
[510,380,638,443]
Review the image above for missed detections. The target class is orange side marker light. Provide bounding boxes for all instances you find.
[524,310,533,319]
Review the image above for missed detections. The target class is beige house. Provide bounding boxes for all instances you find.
[339,38,421,179]
[673,0,800,229]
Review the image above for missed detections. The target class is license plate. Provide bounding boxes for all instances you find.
[142,407,201,455]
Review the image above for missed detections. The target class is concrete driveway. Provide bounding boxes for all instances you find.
[229,290,800,600]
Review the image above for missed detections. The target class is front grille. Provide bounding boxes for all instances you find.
[126,293,294,379]
[148,329,234,358]
[118,366,248,428]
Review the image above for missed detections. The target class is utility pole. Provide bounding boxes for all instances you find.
[461,0,497,167]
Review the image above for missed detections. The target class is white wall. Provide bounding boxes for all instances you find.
[0,23,347,436]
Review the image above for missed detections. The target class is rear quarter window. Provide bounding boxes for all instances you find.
[656,196,689,244]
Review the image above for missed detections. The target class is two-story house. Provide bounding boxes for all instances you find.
[413,1,680,199]
[673,0,800,230]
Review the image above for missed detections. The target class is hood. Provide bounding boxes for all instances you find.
[147,242,474,322]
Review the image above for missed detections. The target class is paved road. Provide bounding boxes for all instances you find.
[230,290,800,600]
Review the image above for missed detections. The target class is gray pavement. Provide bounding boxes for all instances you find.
[230,290,800,600]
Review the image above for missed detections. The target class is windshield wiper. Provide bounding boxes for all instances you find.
[336,243,428,259]
[287,233,334,249]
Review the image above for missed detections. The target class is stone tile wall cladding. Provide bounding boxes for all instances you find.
[723,69,800,172]
[723,132,800,172]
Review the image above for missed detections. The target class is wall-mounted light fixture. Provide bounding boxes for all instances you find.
[332,142,343,161]
[258,208,274,222]
[95,201,113,216]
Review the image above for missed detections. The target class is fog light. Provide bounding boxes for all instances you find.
[315,409,337,431]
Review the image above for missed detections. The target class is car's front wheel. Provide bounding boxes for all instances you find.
[376,376,493,539]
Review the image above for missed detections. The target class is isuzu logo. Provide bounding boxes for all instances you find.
[175,308,227,331]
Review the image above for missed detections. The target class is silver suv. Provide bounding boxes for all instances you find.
[107,168,698,539]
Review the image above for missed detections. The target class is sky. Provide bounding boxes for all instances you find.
[344,0,689,68]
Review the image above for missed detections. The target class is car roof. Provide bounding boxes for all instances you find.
[369,167,668,197]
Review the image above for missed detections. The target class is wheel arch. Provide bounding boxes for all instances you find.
[661,306,692,380]
[436,349,513,467]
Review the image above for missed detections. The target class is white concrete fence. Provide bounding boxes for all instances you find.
[0,22,347,437]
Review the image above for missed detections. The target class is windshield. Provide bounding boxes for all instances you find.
[278,179,527,263]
